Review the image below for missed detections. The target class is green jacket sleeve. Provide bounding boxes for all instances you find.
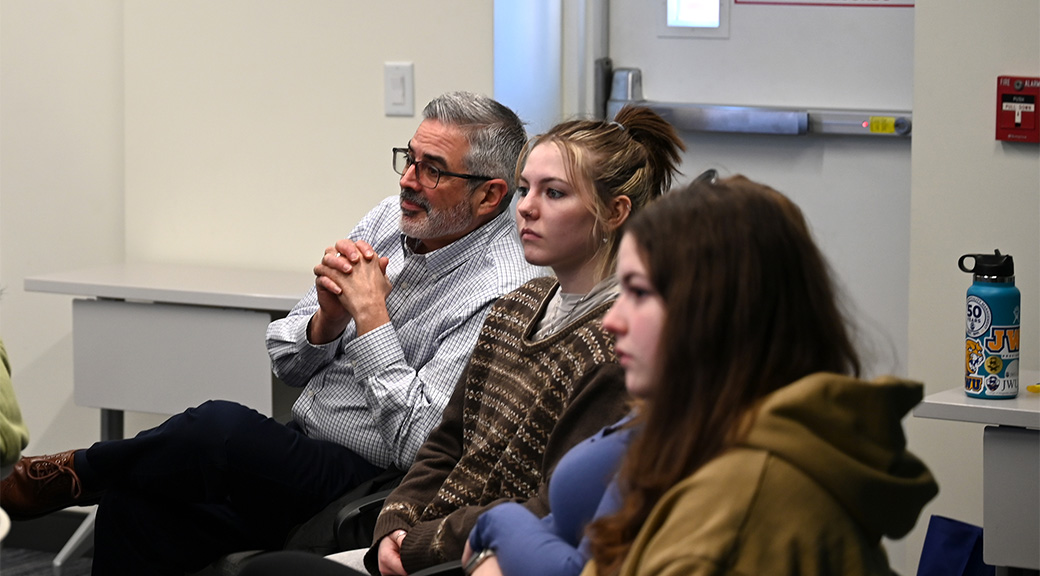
[0,338,30,471]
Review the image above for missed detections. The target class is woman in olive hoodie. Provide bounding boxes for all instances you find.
[579,175,938,576]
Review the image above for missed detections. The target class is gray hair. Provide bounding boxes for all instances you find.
[423,92,527,204]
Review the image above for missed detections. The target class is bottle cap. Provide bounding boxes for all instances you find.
[958,250,1015,277]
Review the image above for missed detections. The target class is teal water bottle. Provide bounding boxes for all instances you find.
[959,250,1021,399]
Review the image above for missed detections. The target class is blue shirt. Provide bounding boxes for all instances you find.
[468,414,636,576]
[266,196,541,469]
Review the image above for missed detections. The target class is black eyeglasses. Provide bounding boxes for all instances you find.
[392,148,494,189]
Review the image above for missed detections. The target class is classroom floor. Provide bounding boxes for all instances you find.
[0,547,92,576]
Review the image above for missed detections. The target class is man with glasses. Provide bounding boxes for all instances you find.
[0,91,541,574]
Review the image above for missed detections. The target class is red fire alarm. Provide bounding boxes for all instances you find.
[997,76,1040,143]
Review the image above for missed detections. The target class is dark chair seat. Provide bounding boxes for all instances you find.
[196,468,405,576]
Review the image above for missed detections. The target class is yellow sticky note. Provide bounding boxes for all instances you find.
[869,117,897,134]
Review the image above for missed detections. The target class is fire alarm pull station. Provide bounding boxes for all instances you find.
[996,76,1040,143]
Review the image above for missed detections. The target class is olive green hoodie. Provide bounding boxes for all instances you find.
[1,339,30,476]
[589,372,938,576]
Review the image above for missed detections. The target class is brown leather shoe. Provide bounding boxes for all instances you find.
[0,449,103,520]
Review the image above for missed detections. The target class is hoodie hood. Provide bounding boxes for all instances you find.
[740,372,938,541]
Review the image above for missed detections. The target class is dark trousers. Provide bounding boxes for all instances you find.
[84,400,384,576]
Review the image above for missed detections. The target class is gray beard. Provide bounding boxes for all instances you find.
[399,190,478,242]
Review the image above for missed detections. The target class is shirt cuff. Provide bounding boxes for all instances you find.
[343,322,406,381]
[300,314,344,347]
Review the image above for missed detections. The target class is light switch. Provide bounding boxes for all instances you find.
[384,62,414,117]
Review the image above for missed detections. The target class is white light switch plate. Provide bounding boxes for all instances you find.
[384,62,414,117]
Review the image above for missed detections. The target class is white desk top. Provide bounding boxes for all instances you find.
[913,370,1040,429]
[24,262,309,312]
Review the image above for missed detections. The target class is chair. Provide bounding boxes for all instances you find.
[196,468,406,576]
[201,477,466,576]
[205,482,460,576]
[333,488,397,551]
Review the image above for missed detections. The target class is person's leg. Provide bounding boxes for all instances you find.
[86,400,384,573]
[239,551,370,576]
[84,400,381,518]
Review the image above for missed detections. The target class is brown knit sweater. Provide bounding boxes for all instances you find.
[366,277,629,573]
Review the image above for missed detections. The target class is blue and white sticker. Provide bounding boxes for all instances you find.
[965,295,991,338]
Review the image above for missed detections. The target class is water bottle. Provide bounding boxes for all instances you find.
[959,250,1021,399]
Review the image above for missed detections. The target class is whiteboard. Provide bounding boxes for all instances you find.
[610,0,914,110]
[608,0,916,388]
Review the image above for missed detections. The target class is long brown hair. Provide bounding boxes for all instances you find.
[587,175,861,575]
[516,106,685,282]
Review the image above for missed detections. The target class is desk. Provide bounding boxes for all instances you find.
[25,263,307,420]
[913,372,1040,572]
[24,262,309,574]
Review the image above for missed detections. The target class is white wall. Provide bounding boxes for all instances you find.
[905,1,1040,573]
[0,0,495,455]
[123,0,494,271]
[1,0,127,452]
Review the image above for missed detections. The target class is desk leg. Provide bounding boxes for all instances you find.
[52,409,123,575]
[101,409,124,442]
